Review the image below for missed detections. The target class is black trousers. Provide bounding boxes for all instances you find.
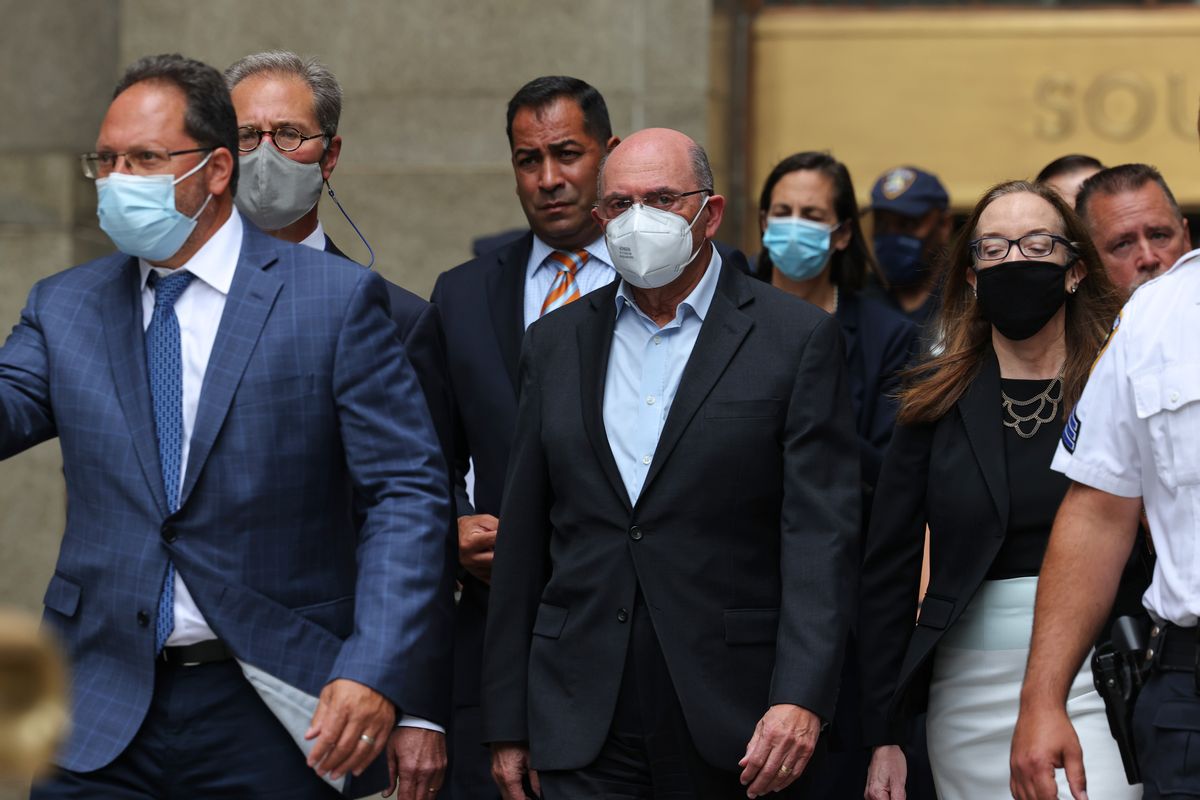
[1133,670,1200,799]
[539,599,813,800]
[31,660,346,800]
[447,703,502,800]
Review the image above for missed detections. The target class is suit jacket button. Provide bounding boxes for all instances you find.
[137,610,150,627]
[617,608,629,623]
[628,526,643,541]
[161,524,177,543]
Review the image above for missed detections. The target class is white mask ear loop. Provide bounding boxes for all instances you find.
[172,151,213,185]
[175,152,214,222]
[682,194,711,266]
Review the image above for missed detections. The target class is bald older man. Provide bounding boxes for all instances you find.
[480,129,859,799]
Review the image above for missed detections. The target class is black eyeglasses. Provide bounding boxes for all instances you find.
[80,147,213,179]
[969,233,1078,262]
[237,126,326,153]
[596,188,711,220]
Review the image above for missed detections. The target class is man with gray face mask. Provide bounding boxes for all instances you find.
[225,50,456,800]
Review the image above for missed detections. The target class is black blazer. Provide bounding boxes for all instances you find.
[836,291,917,494]
[430,232,533,709]
[481,262,861,771]
[326,234,456,726]
[431,232,755,708]
[857,353,1031,746]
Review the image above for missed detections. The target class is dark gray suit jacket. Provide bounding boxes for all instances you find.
[481,260,860,771]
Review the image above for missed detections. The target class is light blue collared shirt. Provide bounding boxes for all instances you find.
[523,234,616,329]
[602,246,722,505]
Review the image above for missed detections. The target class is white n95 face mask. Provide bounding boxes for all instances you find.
[235,142,325,231]
[604,196,710,289]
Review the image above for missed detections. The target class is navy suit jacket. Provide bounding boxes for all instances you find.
[4,223,451,774]
[323,234,457,731]
[431,232,755,710]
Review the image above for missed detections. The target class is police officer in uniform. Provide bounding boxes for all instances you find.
[1011,239,1200,798]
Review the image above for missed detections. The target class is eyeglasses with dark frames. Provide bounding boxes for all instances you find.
[969,233,1079,263]
[237,126,326,153]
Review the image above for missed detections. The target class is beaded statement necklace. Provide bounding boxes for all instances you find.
[1001,369,1064,439]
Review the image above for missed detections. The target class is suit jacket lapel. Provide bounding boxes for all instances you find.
[638,264,753,504]
[486,233,533,393]
[178,231,283,507]
[577,285,632,513]
[958,352,1009,532]
[102,256,169,516]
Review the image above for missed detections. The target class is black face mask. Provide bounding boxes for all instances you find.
[973,260,1071,341]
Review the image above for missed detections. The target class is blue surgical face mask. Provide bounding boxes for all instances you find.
[762,217,835,281]
[873,233,926,288]
[96,152,213,262]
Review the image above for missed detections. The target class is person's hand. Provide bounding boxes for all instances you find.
[304,678,395,782]
[491,741,539,800]
[382,726,446,799]
[458,514,499,583]
[864,745,907,800]
[1010,705,1088,800]
[738,703,820,798]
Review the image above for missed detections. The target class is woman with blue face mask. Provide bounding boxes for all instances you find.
[755,152,917,497]
[753,152,921,798]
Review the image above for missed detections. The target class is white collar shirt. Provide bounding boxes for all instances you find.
[1052,248,1200,625]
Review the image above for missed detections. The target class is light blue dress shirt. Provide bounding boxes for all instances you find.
[602,247,722,505]
[524,234,616,329]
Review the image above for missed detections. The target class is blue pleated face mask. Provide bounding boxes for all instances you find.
[96,152,213,262]
[762,217,836,281]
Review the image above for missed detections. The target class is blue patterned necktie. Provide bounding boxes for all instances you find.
[146,269,195,653]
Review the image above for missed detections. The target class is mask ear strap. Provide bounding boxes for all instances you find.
[325,180,375,270]
[173,151,214,186]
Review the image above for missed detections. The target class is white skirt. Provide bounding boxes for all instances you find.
[926,576,1141,800]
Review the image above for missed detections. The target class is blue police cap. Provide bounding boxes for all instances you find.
[870,166,949,217]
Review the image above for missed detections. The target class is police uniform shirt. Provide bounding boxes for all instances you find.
[1051,248,1200,627]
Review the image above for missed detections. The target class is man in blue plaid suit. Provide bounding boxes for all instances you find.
[12,54,452,799]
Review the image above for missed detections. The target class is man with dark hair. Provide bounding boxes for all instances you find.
[19,53,450,798]
[225,48,456,797]
[504,75,614,148]
[483,127,859,799]
[1036,154,1104,208]
[1075,163,1191,295]
[430,74,620,800]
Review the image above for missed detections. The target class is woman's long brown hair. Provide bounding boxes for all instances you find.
[896,180,1122,426]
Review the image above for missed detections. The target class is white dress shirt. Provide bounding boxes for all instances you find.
[1052,248,1200,626]
[299,220,326,251]
[523,234,616,329]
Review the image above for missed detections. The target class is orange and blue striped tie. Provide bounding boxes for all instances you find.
[540,249,589,317]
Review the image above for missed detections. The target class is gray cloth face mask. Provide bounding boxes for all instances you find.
[235,142,325,231]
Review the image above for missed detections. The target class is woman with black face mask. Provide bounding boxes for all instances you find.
[857,181,1137,800]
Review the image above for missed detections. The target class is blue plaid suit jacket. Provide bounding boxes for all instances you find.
[0,222,451,773]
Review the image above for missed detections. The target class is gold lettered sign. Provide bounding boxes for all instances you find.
[751,9,1200,210]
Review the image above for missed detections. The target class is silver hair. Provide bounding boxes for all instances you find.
[597,141,715,198]
[224,50,342,138]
